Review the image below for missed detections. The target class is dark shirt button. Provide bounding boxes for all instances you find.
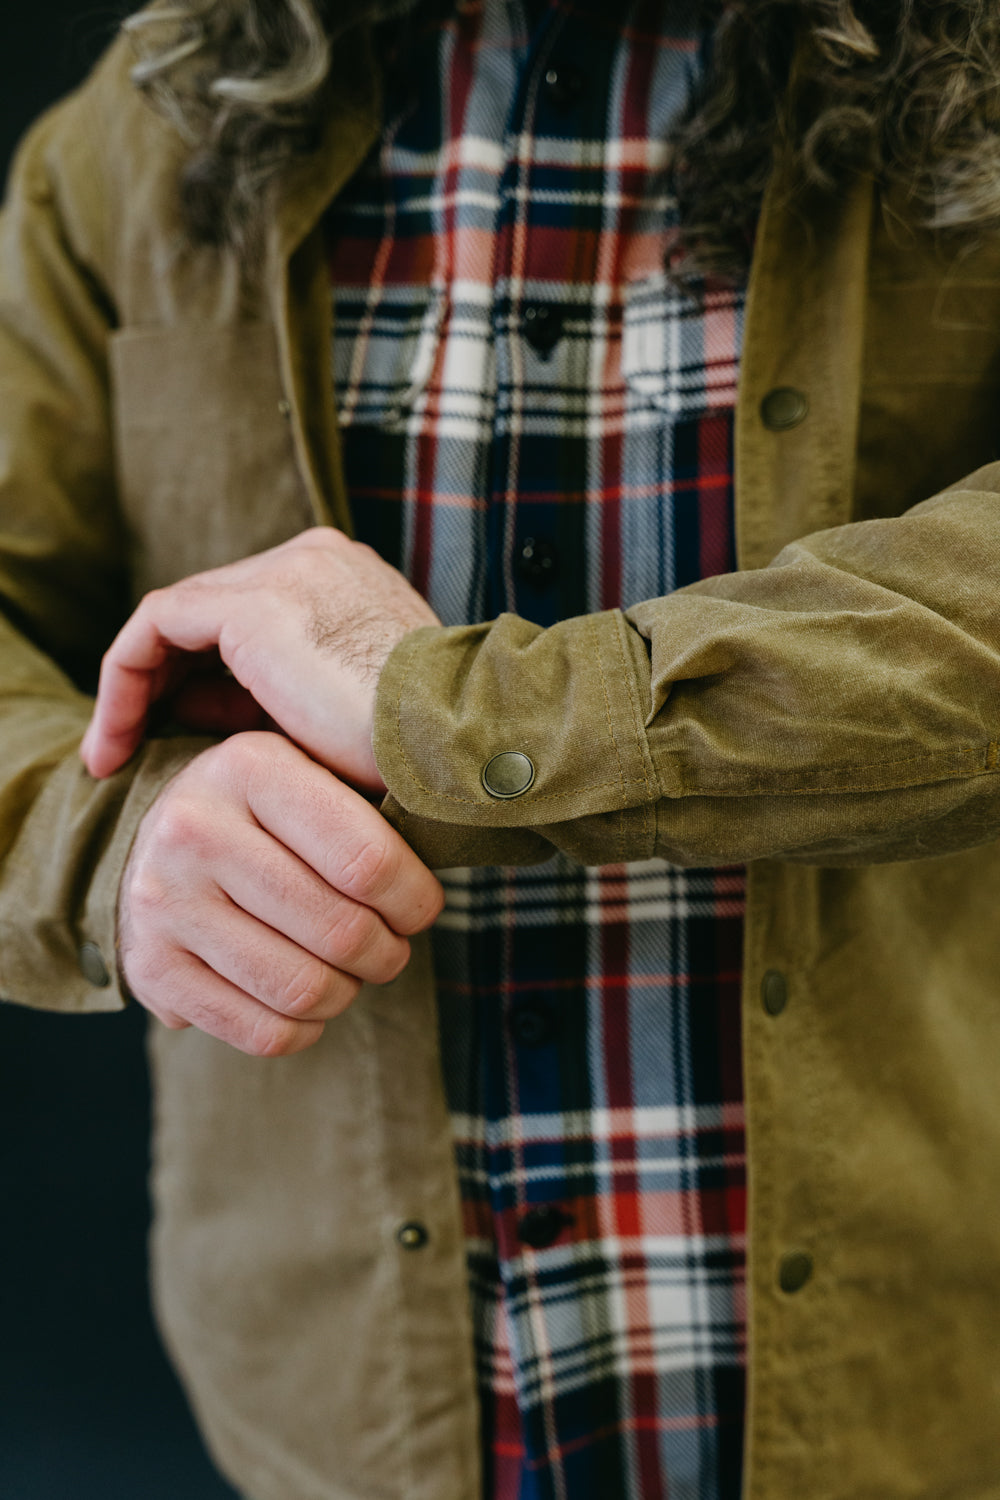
[396,1220,429,1250]
[522,303,565,357]
[517,1204,574,1249]
[543,63,585,110]
[516,536,559,585]
[482,751,536,799]
[510,1001,556,1047]
[779,1251,814,1293]
[760,386,809,431]
[761,969,788,1017]
[78,942,111,988]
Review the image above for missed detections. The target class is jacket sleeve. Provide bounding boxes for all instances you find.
[374,472,1000,870]
[0,66,210,1013]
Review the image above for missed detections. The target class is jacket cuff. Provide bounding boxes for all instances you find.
[373,609,658,831]
[0,735,215,1014]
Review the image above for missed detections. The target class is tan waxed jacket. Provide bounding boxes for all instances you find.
[3,20,1000,1500]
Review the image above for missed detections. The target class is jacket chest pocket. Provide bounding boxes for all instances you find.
[109,324,316,601]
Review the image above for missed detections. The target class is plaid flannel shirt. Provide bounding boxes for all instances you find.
[326,2,747,1495]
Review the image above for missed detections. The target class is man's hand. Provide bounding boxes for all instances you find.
[118,732,444,1056]
[80,528,440,790]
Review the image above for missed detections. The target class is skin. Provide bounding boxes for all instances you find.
[83,528,444,1057]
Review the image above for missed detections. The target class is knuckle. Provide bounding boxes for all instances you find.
[299,526,332,547]
[320,901,378,969]
[396,878,446,936]
[123,863,170,923]
[246,1011,308,1059]
[125,948,197,1021]
[150,795,213,857]
[327,974,362,1017]
[378,938,412,985]
[156,1010,191,1033]
[423,878,447,925]
[277,957,334,1019]
[123,941,162,993]
[217,729,268,779]
[229,729,293,798]
[335,833,397,904]
[139,586,167,617]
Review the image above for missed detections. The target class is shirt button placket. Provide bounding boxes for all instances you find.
[493,9,579,1331]
[509,999,558,1047]
[517,1204,574,1249]
[542,62,586,112]
[516,535,559,585]
[522,302,566,358]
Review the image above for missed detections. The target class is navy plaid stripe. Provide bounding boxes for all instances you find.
[326,2,746,1495]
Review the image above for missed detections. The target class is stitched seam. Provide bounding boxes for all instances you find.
[680,739,1000,796]
[591,613,628,802]
[391,626,649,805]
[590,614,628,862]
[682,769,1000,797]
[613,614,653,850]
[395,777,648,807]
[392,633,1000,804]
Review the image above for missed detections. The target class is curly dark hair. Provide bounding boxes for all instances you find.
[124,0,1000,277]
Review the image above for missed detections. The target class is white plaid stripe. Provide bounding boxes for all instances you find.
[327,2,747,1495]
[435,860,746,928]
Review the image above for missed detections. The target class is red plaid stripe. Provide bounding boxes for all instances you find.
[326,3,747,1496]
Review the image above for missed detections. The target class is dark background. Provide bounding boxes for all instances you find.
[0,7,239,1498]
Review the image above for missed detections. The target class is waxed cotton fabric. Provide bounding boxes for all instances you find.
[326,3,747,1494]
[1,17,1000,1500]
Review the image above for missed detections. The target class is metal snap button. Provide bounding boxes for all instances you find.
[761,969,789,1017]
[482,752,536,799]
[779,1251,814,1293]
[760,387,808,431]
[396,1221,429,1250]
[78,943,111,989]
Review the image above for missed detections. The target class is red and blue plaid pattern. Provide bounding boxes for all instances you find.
[326,3,747,1496]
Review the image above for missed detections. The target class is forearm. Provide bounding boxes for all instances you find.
[374,472,1000,869]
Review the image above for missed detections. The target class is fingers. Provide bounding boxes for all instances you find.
[138,953,326,1059]
[217,821,413,985]
[117,732,443,1058]
[236,734,444,935]
[81,591,226,777]
[128,884,361,1027]
[81,527,440,785]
